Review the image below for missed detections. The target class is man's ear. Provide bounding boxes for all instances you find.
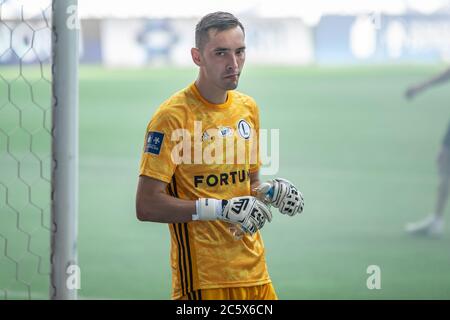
[191,47,202,67]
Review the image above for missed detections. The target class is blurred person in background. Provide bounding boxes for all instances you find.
[405,67,450,237]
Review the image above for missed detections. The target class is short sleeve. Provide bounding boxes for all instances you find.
[139,107,183,183]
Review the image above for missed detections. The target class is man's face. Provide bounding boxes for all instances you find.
[197,26,246,91]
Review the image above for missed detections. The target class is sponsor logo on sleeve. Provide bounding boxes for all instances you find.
[145,131,165,155]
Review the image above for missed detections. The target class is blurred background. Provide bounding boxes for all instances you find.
[1,0,450,299]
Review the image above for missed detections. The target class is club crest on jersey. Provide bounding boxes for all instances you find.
[237,119,251,139]
[145,131,164,155]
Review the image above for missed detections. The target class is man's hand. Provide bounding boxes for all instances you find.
[406,67,450,101]
[195,196,272,235]
[405,84,425,100]
[255,178,304,216]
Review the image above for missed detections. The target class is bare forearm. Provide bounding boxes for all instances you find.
[136,190,196,223]
[140,179,261,223]
[136,172,263,224]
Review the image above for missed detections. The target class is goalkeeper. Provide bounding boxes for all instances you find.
[135,12,304,300]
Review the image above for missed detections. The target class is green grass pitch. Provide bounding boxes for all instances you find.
[1,65,450,299]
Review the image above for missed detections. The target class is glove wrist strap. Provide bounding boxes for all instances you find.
[194,198,222,221]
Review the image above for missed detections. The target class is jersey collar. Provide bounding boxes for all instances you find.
[190,83,233,109]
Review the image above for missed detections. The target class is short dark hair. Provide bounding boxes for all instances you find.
[195,12,245,50]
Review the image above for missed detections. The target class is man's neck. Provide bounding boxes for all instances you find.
[195,78,228,105]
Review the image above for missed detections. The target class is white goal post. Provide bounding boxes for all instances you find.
[51,0,79,300]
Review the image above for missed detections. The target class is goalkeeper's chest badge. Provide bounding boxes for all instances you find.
[237,119,252,139]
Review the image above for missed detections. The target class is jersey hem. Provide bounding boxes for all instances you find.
[171,278,272,300]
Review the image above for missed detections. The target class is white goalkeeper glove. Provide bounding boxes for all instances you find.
[194,196,272,235]
[254,178,304,216]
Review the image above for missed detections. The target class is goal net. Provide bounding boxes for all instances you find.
[0,0,78,300]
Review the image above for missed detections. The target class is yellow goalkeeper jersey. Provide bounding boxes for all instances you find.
[139,83,271,299]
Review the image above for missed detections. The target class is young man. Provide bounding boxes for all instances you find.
[135,12,304,300]
[405,67,450,237]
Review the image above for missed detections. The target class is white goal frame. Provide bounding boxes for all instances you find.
[50,0,79,300]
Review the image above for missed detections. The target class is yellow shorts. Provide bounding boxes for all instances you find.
[176,283,278,300]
